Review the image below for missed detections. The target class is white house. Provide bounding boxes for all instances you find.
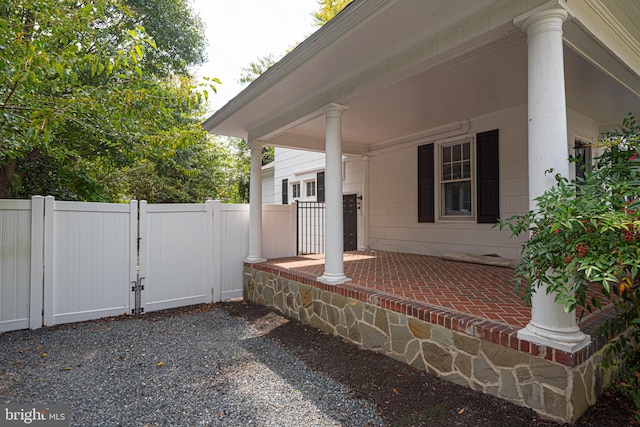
[204,0,639,357]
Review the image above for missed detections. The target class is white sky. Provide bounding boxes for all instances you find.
[190,0,319,113]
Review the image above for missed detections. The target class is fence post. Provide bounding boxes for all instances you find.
[211,200,222,302]
[291,201,298,256]
[42,196,55,326]
[129,200,138,312]
[138,200,147,312]
[29,196,45,329]
[204,200,215,303]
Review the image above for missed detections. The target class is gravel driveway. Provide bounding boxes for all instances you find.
[0,305,383,426]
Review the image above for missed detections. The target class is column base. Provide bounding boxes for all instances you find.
[317,273,351,286]
[518,321,591,353]
[244,256,266,264]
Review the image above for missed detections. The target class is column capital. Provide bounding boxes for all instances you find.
[324,103,348,118]
[514,1,573,34]
[247,140,263,151]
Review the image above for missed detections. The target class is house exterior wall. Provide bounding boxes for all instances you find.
[366,105,601,260]
[273,148,326,204]
[267,106,601,259]
[261,165,274,204]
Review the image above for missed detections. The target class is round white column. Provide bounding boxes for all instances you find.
[245,141,266,263]
[516,6,589,352]
[318,104,350,285]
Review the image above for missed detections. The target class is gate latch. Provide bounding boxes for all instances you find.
[131,277,145,315]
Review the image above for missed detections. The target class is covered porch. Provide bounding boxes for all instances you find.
[243,250,615,423]
[206,1,640,422]
[253,250,612,356]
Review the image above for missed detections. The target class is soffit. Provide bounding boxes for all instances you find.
[267,34,639,155]
[204,0,640,155]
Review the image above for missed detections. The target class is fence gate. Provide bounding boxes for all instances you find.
[1,197,297,331]
[44,198,137,326]
[296,196,358,255]
[138,201,214,313]
[297,202,325,255]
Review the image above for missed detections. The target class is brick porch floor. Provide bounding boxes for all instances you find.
[261,250,611,334]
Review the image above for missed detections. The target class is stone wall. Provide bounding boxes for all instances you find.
[244,265,607,423]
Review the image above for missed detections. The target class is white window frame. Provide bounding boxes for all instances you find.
[305,180,316,198]
[291,182,301,199]
[436,137,475,221]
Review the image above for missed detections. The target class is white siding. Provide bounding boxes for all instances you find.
[366,105,603,259]
[368,106,528,259]
[262,164,275,204]
[273,148,326,204]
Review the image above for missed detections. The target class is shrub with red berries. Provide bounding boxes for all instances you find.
[499,114,640,406]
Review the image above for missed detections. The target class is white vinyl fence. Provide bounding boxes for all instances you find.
[0,196,295,331]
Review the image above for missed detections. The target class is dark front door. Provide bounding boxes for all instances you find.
[343,194,358,251]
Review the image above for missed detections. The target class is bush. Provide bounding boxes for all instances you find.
[499,114,640,415]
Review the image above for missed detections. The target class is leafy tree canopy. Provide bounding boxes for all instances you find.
[0,0,224,201]
[234,0,352,177]
[312,0,353,27]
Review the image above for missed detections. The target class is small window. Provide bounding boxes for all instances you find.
[574,140,592,182]
[441,141,472,217]
[292,182,301,198]
[306,181,316,197]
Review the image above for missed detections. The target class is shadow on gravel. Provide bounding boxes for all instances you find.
[220,300,638,427]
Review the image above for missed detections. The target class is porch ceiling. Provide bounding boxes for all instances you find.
[266,36,639,155]
[203,0,640,156]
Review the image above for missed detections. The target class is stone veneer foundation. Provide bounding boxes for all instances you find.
[244,263,613,424]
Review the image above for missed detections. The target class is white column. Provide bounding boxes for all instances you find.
[515,5,590,352]
[318,104,350,285]
[245,141,266,263]
[359,155,371,251]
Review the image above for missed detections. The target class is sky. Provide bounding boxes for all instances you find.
[190,0,320,113]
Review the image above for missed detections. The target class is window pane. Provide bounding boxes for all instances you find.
[443,164,451,180]
[463,142,470,160]
[463,161,471,179]
[452,163,461,179]
[443,146,451,163]
[442,181,472,216]
[453,144,461,161]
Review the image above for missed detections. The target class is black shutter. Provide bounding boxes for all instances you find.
[282,179,288,205]
[316,172,325,202]
[476,129,499,224]
[418,144,435,223]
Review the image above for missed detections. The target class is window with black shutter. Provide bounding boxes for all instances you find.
[316,172,325,202]
[282,179,288,204]
[476,129,500,223]
[418,144,435,222]
[417,129,499,223]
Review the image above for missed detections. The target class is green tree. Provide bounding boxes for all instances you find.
[122,0,207,77]
[239,54,276,85]
[0,0,219,201]
[312,0,353,26]
[500,114,640,417]
[233,0,352,194]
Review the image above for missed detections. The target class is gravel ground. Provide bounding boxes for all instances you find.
[0,305,384,426]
